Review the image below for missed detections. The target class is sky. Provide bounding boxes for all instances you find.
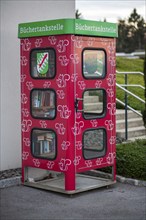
[76,0,146,23]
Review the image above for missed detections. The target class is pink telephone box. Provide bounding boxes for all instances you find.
[18,19,118,194]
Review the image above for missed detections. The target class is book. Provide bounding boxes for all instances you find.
[43,140,50,153]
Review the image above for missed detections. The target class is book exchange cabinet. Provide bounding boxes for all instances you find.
[18,19,118,194]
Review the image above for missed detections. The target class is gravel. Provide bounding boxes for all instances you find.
[0,168,21,180]
[0,137,124,181]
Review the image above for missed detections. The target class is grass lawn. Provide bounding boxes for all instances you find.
[114,58,146,181]
[116,57,145,111]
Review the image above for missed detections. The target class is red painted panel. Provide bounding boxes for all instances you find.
[20,35,116,189]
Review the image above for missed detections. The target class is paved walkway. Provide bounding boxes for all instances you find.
[0,182,145,220]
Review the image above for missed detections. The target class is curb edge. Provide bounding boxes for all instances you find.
[84,170,146,187]
[0,177,21,189]
[0,171,146,189]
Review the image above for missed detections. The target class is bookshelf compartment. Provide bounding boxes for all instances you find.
[83,128,107,160]
[83,49,106,79]
[30,48,56,79]
[31,89,56,119]
[31,129,57,160]
[83,89,106,119]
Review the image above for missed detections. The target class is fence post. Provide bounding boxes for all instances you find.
[125,74,128,140]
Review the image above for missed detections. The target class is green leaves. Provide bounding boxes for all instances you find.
[117,8,146,52]
[116,140,146,180]
[100,139,146,181]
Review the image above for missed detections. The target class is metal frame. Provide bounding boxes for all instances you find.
[116,71,145,140]
[20,34,116,194]
[24,173,115,195]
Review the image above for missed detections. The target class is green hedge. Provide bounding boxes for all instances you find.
[116,139,146,181]
[99,139,146,181]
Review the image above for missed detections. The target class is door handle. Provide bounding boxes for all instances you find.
[75,98,84,112]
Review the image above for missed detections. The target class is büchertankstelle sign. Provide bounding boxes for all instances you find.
[18,18,118,38]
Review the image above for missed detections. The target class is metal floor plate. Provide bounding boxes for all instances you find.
[24,174,115,194]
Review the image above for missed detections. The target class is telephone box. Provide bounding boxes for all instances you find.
[18,19,118,194]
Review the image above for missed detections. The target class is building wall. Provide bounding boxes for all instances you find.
[0,0,75,171]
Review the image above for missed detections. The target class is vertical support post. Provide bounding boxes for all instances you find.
[65,169,76,191]
[64,136,76,191]
[125,74,128,140]
[112,164,116,181]
[21,167,24,183]
[22,166,28,183]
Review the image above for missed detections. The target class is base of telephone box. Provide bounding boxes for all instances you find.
[23,174,116,195]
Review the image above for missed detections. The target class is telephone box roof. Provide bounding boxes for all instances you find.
[18,18,118,38]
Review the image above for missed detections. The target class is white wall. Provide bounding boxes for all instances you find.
[0,0,75,171]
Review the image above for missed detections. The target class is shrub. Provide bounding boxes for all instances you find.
[99,139,146,181]
[116,139,146,181]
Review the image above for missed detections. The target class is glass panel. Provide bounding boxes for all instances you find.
[31,89,56,119]
[31,129,56,160]
[83,89,105,119]
[83,129,106,159]
[83,50,105,78]
[31,49,55,78]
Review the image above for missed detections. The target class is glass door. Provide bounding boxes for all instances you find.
[74,38,116,173]
[75,48,107,161]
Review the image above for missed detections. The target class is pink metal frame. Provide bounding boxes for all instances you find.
[20,34,116,191]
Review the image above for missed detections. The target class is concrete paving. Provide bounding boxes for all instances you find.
[0,182,146,220]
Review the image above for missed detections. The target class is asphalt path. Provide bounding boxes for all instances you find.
[0,182,146,220]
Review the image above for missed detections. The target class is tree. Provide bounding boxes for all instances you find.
[116,20,130,52]
[76,9,82,19]
[128,8,141,26]
[128,8,146,51]
[117,8,146,52]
